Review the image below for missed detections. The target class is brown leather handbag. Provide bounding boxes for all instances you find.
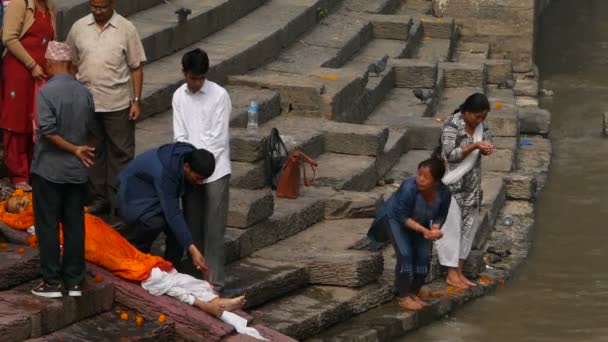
[276,150,318,199]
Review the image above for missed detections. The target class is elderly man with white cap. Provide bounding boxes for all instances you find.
[30,41,98,299]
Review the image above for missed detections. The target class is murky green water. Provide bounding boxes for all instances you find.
[404,1,608,341]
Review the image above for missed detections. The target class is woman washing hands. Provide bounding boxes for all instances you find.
[367,158,451,311]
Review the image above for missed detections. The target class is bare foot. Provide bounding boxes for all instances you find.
[398,296,423,311]
[447,270,468,289]
[219,295,247,312]
[410,295,430,307]
[459,273,477,287]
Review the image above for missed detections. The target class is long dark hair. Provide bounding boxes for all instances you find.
[451,92,490,115]
[418,157,446,184]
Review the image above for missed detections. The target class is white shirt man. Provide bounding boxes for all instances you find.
[172,48,231,290]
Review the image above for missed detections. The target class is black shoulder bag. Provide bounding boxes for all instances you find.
[266,127,289,190]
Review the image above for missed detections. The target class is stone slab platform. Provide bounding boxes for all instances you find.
[314,153,378,192]
[0,243,39,290]
[0,276,113,340]
[251,218,383,287]
[227,189,274,229]
[26,309,176,341]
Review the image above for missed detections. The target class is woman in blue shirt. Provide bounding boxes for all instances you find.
[368,157,451,311]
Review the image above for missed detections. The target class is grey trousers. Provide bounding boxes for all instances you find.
[89,108,135,209]
[183,174,230,289]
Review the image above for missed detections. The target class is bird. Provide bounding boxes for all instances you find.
[367,55,389,77]
[413,88,433,104]
[175,7,192,25]
[497,79,515,89]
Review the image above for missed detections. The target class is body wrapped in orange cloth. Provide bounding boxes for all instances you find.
[0,190,268,340]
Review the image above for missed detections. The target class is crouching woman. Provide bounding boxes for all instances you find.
[367,158,451,310]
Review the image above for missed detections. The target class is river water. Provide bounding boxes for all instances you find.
[404,1,608,341]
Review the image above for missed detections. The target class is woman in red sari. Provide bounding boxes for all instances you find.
[1,0,56,190]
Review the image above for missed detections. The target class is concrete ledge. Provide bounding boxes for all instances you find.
[440,62,485,88]
[393,59,437,88]
[227,189,274,229]
[419,16,455,40]
[308,252,384,287]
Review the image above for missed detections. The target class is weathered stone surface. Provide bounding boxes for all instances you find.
[322,122,389,156]
[230,129,268,163]
[255,283,394,340]
[403,20,424,58]
[516,96,539,107]
[482,148,514,172]
[454,42,489,63]
[227,189,274,229]
[420,16,455,39]
[228,86,282,128]
[504,173,538,200]
[486,59,513,84]
[223,258,308,309]
[416,37,453,63]
[230,191,325,261]
[386,150,430,182]
[481,176,506,227]
[0,244,39,290]
[324,190,384,220]
[252,219,383,287]
[314,153,378,192]
[376,129,409,179]
[393,59,437,88]
[519,107,551,135]
[487,111,519,137]
[440,62,485,88]
[369,14,412,40]
[259,117,326,158]
[463,250,486,279]
[514,79,539,97]
[604,112,608,137]
[88,264,234,341]
[27,310,176,342]
[0,275,113,340]
[230,161,267,190]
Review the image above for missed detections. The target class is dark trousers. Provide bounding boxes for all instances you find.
[89,108,134,210]
[129,217,184,268]
[373,216,432,297]
[32,174,87,287]
[183,175,230,288]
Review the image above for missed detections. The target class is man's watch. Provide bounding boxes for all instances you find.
[131,97,141,104]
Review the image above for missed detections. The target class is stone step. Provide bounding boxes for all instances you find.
[141,0,341,119]
[398,0,433,15]
[132,0,268,63]
[344,0,401,14]
[223,258,308,309]
[486,59,514,85]
[369,14,412,40]
[367,88,431,126]
[0,276,113,341]
[251,218,383,287]
[435,87,484,118]
[135,85,281,156]
[392,59,437,89]
[314,153,378,192]
[376,129,409,180]
[415,38,453,62]
[306,267,510,342]
[227,189,274,229]
[454,42,490,63]
[254,282,394,341]
[516,135,552,189]
[385,149,430,182]
[55,0,163,39]
[225,188,326,262]
[26,309,176,341]
[439,62,486,88]
[0,243,39,290]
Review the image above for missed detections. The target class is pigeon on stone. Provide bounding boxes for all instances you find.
[413,88,433,104]
[367,55,389,77]
[175,7,192,25]
[497,79,515,89]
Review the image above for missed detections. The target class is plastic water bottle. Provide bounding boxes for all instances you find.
[247,98,259,134]
[502,214,514,226]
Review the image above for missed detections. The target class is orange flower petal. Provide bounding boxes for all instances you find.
[158,314,167,323]
[94,275,104,283]
[319,75,338,81]
[0,243,7,250]
[120,312,129,320]
[136,316,144,326]
[18,247,25,254]
[495,102,503,109]
[498,279,506,285]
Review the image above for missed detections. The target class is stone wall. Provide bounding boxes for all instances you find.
[432,0,535,72]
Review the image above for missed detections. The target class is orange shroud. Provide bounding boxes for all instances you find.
[0,190,172,282]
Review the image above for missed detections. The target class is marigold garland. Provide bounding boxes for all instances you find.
[0,190,34,230]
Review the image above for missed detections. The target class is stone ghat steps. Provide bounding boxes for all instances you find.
[0,274,114,341]
[398,0,433,15]
[54,0,163,39]
[25,308,176,341]
[140,0,344,120]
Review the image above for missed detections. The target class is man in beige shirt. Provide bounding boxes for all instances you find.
[67,0,146,214]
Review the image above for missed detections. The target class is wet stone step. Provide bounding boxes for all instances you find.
[223,258,308,309]
[0,276,114,340]
[26,308,176,342]
[251,219,383,287]
[227,188,274,229]
[0,243,39,290]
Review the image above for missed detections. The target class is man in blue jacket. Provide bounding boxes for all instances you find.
[118,142,215,273]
